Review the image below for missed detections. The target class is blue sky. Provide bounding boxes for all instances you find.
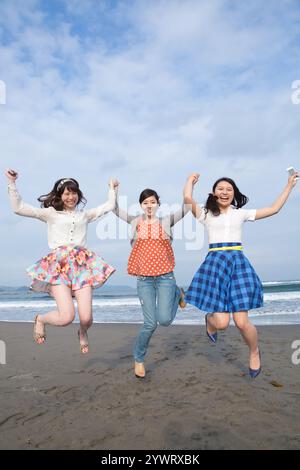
[0,0,300,287]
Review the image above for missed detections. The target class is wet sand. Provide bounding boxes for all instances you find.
[0,323,299,450]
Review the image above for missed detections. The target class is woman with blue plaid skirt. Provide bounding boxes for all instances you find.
[184,172,299,378]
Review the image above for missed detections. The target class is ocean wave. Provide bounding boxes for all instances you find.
[264,292,300,301]
[263,280,300,286]
[249,310,300,317]
[0,291,300,309]
[0,298,141,309]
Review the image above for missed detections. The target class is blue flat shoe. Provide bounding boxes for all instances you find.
[205,314,218,344]
[249,349,261,379]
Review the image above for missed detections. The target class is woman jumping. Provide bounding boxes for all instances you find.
[184,171,299,378]
[5,168,118,354]
[113,182,190,378]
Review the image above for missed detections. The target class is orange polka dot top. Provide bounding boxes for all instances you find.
[127,218,175,276]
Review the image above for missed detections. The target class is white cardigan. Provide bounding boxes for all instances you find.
[8,182,116,250]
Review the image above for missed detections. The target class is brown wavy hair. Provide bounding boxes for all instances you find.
[38,178,87,211]
[205,177,248,216]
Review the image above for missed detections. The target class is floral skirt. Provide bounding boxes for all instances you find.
[26,245,116,297]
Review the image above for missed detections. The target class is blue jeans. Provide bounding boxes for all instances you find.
[134,272,181,363]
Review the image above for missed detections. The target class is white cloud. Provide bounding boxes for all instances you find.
[0,0,299,285]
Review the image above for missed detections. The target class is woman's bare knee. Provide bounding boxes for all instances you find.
[233,312,250,331]
[217,320,230,330]
[234,317,249,330]
[60,311,75,326]
[213,314,230,330]
[80,316,93,328]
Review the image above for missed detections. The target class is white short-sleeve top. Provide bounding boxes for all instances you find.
[197,205,256,244]
[8,182,116,250]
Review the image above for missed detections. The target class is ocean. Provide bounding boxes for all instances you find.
[0,281,300,325]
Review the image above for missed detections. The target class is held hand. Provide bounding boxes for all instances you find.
[109,178,120,190]
[288,172,299,188]
[5,168,18,182]
[187,173,200,185]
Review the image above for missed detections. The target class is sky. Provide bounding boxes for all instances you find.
[0,0,300,287]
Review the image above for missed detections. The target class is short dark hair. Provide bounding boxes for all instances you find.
[139,188,161,206]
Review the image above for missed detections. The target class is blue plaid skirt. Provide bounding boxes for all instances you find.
[185,242,263,313]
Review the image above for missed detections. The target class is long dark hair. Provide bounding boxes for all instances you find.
[139,188,161,206]
[38,178,87,211]
[205,177,248,216]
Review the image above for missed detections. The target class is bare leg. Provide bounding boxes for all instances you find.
[206,312,230,334]
[74,286,93,354]
[233,311,260,370]
[34,284,75,342]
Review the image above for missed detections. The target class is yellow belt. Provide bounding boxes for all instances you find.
[208,245,243,252]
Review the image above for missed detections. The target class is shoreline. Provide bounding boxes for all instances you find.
[1,317,300,326]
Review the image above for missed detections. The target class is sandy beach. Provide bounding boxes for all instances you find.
[0,322,299,450]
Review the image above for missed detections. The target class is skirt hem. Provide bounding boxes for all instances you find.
[185,297,263,313]
[26,245,116,297]
[27,267,116,297]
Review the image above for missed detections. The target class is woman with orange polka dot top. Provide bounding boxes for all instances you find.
[113,183,190,379]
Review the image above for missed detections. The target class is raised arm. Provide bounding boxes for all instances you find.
[169,177,196,226]
[86,178,118,223]
[183,173,203,219]
[255,173,299,220]
[5,168,51,222]
[112,182,137,224]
